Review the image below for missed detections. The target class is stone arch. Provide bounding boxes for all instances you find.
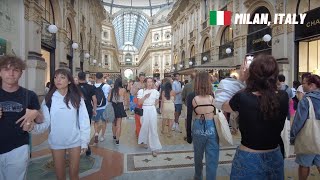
[242,1,275,34]
[66,16,77,41]
[215,26,229,46]
[200,36,210,53]
[49,0,62,28]
[189,44,195,58]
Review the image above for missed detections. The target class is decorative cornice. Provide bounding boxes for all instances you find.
[24,0,43,25]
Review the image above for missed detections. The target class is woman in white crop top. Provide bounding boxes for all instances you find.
[137,77,161,157]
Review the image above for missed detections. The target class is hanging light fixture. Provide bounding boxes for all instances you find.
[263,34,272,42]
[48,24,58,33]
[202,56,208,61]
[84,53,90,58]
[93,59,97,64]
[226,48,232,54]
[189,61,193,65]
[179,64,183,67]
[72,42,79,49]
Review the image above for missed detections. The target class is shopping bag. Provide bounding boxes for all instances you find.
[295,97,320,154]
[281,119,291,158]
[214,111,233,146]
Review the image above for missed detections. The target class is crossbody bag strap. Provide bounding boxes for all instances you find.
[306,97,316,119]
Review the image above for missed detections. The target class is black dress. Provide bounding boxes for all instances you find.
[111,91,127,119]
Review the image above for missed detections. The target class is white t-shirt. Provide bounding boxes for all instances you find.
[297,85,304,94]
[94,83,111,110]
[137,89,160,106]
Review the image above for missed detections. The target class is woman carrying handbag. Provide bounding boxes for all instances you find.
[290,74,320,180]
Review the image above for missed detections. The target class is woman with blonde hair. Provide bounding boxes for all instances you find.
[186,71,219,180]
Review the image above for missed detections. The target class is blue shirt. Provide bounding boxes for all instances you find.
[172,80,182,104]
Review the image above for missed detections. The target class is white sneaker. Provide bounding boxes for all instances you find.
[175,123,182,133]
[171,123,176,131]
[99,137,105,142]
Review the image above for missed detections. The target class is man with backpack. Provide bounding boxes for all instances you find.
[93,72,111,145]
[78,72,97,155]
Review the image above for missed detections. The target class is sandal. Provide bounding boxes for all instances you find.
[152,151,157,157]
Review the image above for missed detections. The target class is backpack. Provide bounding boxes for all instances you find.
[95,83,107,107]
[78,84,91,106]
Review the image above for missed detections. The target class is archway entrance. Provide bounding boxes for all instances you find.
[124,69,134,81]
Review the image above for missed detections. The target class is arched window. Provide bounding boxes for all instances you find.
[202,37,210,52]
[221,26,233,45]
[190,45,195,57]
[219,26,234,59]
[41,0,54,24]
[66,18,72,40]
[125,53,132,65]
[247,6,272,55]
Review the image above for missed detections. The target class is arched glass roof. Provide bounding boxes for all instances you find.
[103,0,175,51]
[112,11,149,50]
[102,0,174,16]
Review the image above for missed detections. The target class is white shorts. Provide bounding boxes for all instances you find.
[0,145,29,180]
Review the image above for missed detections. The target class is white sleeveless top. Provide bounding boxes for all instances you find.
[137,89,160,106]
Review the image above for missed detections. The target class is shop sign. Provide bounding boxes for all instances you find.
[295,7,320,41]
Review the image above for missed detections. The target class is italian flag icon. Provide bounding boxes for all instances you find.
[210,11,232,25]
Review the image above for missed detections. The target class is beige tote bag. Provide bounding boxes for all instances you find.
[295,97,320,154]
[214,111,233,146]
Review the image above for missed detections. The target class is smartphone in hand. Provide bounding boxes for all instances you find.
[245,54,254,68]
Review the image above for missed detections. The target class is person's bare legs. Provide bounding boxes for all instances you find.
[68,147,81,180]
[51,149,66,180]
[116,118,122,140]
[161,119,167,134]
[94,121,100,136]
[299,165,310,180]
[168,119,173,137]
[100,121,107,138]
[112,120,116,138]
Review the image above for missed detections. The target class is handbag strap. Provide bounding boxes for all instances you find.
[306,97,316,119]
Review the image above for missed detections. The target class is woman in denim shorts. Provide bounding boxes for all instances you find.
[221,55,289,179]
[186,71,219,180]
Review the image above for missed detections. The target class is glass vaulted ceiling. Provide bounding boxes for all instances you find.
[112,11,149,50]
[102,0,174,51]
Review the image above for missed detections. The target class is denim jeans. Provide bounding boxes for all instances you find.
[230,147,284,180]
[192,119,219,180]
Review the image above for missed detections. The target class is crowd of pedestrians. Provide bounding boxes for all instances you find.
[1,54,320,180]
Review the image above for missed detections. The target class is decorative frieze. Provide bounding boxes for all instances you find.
[24,0,43,25]
[272,24,284,36]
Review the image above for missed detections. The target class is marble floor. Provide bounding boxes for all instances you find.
[28,112,320,180]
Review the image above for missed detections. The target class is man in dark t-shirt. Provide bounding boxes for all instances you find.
[0,56,41,180]
[78,72,97,121]
[77,72,97,156]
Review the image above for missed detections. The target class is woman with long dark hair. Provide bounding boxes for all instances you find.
[186,71,219,180]
[137,77,161,157]
[221,55,289,179]
[32,69,90,180]
[109,78,127,145]
[160,81,175,137]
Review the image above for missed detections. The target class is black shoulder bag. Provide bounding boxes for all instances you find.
[134,89,144,116]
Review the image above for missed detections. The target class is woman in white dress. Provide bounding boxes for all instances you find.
[137,77,162,157]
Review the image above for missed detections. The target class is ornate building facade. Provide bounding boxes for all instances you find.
[0,0,106,97]
[167,0,320,83]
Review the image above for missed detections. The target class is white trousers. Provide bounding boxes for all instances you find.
[138,106,162,151]
[0,145,29,180]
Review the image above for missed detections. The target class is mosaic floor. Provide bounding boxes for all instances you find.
[28,112,320,180]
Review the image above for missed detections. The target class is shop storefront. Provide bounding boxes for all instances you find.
[295,7,320,80]
[247,6,272,56]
